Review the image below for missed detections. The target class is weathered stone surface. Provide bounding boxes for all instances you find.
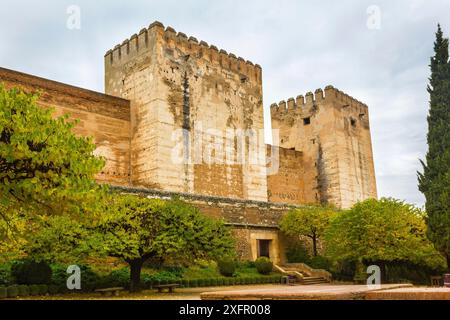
[270,86,377,208]
[0,67,131,186]
[104,24,267,201]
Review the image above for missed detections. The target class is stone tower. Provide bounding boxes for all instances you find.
[104,21,268,201]
[270,86,377,208]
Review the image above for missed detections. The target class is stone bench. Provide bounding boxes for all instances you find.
[153,284,180,293]
[94,287,125,296]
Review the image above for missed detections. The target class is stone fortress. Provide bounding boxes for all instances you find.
[0,21,377,264]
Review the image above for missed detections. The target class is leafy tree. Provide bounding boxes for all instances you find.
[418,24,450,270]
[325,198,446,281]
[0,84,105,224]
[280,205,336,257]
[90,195,235,292]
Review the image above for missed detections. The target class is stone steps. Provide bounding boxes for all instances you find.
[301,277,329,285]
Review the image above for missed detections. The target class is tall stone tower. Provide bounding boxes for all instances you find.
[105,21,267,201]
[270,86,377,208]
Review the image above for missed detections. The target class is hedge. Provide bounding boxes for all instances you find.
[18,285,29,296]
[0,286,6,299]
[7,285,19,298]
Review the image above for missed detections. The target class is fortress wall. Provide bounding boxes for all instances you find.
[0,67,131,186]
[266,145,306,204]
[105,21,268,201]
[270,86,377,208]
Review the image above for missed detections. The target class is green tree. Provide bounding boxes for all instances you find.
[91,195,235,292]
[325,198,446,281]
[418,24,450,270]
[280,205,336,257]
[0,85,105,222]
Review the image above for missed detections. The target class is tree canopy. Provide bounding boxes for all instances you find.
[324,198,446,277]
[93,195,235,291]
[280,205,336,256]
[0,84,105,220]
[417,24,450,270]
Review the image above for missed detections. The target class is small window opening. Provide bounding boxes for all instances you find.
[303,117,311,125]
[350,118,356,127]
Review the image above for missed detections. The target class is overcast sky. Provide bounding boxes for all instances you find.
[1,0,449,207]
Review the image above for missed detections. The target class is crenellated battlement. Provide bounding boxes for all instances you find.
[105,21,261,81]
[270,85,368,117]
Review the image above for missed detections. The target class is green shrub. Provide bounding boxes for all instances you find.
[223,278,229,286]
[189,279,198,288]
[216,278,223,286]
[148,270,180,283]
[239,261,256,268]
[29,284,40,296]
[50,264,100,292]
[38,284,48,295]
[99,268,130,289]
[0,264,13,286]
[309,256,331,270]
[11,260,52,285]
[217,257,236,277]
[180,279,188,288]
[286,245,311,264]
[255,257,273,275]
[198,279,206,287]
[0,286,7,299]
[7,285,19,298]
[48,285,59,295]
[18,285,29,296]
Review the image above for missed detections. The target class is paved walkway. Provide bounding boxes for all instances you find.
[200,284,415,300]
[366,287,450,300]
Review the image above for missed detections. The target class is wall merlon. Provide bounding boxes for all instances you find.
[188,36,198,43]
[165,26,176,34]
[314,88,324,101]
[149,21,165,29]
[296,95,305,106]
[177,32,188,39]
[287,97,295,109]
[305,92,314,104]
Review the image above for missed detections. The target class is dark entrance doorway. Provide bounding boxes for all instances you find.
[258,240,271,258]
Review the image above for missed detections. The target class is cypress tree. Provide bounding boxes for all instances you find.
[418,24,450,270]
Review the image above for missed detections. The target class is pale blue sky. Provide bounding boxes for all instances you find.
[1,0,449,206]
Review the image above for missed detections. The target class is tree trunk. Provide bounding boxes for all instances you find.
[312,234,318,257]
[129,259,144,292]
